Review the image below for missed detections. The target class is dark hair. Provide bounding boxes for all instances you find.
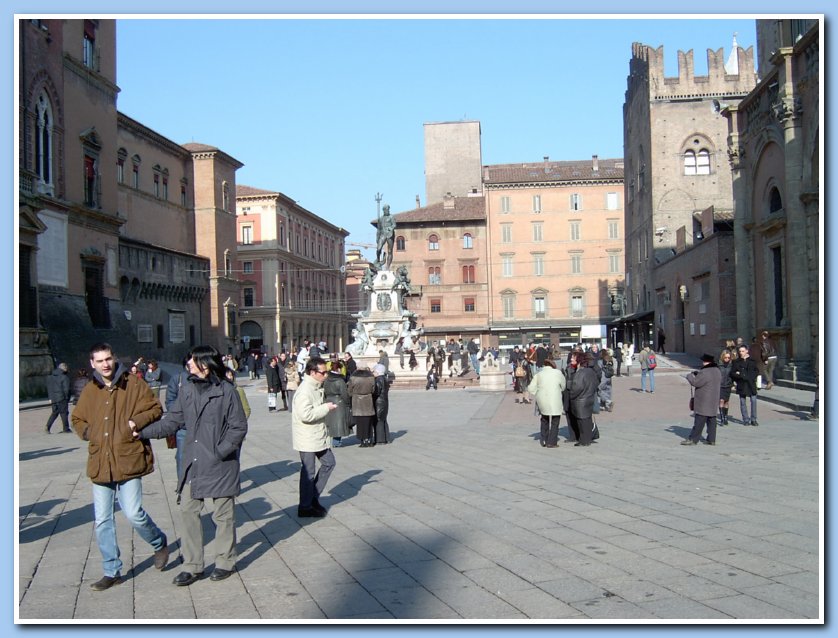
[89,342,113,358]
[305,357,327,375]
[190,345,226,383]
[543,359,556,369]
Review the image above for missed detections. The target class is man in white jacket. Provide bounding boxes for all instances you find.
[291,357,337,518]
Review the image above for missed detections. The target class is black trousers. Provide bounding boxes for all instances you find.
[355,415,374,442]
[46,400,69,431]
[689,414,716,443]
[569,413,593,444]
[540,414,561,446]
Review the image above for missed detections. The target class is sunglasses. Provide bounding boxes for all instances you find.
[313,369,327,376]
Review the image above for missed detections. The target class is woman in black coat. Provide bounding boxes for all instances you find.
[372,364,392,445]
[568,351,599,446]
[323,369,352,447]
[265,358,281,411]
[139,345,248,586]
[730,344,760,426]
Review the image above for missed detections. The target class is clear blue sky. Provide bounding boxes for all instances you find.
[115,16,758,253]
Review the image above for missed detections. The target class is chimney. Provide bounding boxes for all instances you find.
[592,155,599,172]
[416,195,421,209]
[543,156,550,173]
[443,191,455,210]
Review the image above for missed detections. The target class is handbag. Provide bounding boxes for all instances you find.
[267,392,277,408]
[689,387,694,412]
[591,420,601,441]
[514,363,527,378]
[165,433,177,449]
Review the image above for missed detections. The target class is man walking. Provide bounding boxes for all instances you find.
[45,362,71,433]
[682,354,722,446]
[71,342,169,591]
[292,357,338,518]
[759,331,778,389]
[731,344,760,426]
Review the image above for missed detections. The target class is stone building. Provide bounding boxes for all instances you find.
[621,37,758,351]
[235,185,349,354]
[723,19,820,381]
[18,18,239,396]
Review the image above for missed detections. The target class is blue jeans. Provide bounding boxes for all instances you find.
[92,478,166,577]
[641,368,655,392]
[739,395,758,423]
[470,354,480,376]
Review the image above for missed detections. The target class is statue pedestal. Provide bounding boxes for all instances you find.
[478,358,508,391]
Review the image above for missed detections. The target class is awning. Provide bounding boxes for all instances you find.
[615,310,654,324]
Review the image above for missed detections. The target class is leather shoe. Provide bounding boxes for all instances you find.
[153,537,169,570]
[90,574,121,591]
[545,443,558,448]
[297,506,326,518]
[751,420,759,426]
[209,568,233,582]
[173,571,200,586]
[681,439,698,445]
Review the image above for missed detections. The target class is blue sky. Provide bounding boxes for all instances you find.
[115,16,759,253]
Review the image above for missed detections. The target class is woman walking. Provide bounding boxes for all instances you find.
[323,365,352,447]
[348,367,376,447]
[568,351,599,446]
[717,348,734,426]
[284,355,300,415]
[138,345,248,586]
[528,359,566,448]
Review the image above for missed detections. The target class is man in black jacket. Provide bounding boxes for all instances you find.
[45,362,71,433]
[731,345,760,426]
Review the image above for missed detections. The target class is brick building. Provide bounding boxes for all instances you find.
[621,37,758,352]
[18,18,240,396]
[235,186,349,354]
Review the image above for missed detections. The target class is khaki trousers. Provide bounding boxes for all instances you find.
[179,483,237,573]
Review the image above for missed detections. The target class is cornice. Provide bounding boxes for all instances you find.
[62,54,119,102]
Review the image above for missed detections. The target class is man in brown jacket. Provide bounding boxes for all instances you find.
[71,342,169,591]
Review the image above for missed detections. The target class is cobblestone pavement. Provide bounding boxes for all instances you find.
[16,367,822,623]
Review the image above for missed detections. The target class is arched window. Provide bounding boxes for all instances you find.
[769,187,783,213]
[428,266,441,285]
[684,150,697,175]
[396,235,405,251]
[463,233,473,249]
[224,249,232,277]
[696,149,711,175]
[35,92,54,192]
[428,234,439,251]
[462,265,475,283]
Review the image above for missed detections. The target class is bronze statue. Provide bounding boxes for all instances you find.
[375,204,396,270]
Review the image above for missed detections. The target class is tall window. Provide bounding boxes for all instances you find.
[83,20,97,69]
[116,157,125,184]
[153,173,160,198]
[464,297,475,312]
[502,295,515,319]
[532,223,543,242]
[132,155,140,188]
[769,187,783,213]
[570,193,582,210]
[533,253,544,276]
[608,220,619,239]
[243,287,254,307]
[502,255,513,277]
[462,265,475,284]
[180,182,187,206]
[570,221,581,241]
[241,225,253,245]
[396,235,405,250]
[501,224,512,243]
[609,254,621,273]
[83,154,98,207]
[571,294,584,317]
[35,93,54,191]
[243,261,253,274]
[428,234,440,250]
[162,175,168,200]
[570,254,582,274]
[222,181,230,212]
[430,298,441,313]
[534,296,547,318]
[501,196,511,214]
[606,192,619,210]
[532,195,542,213]
[428,266,441,285]
[463,233,473,249]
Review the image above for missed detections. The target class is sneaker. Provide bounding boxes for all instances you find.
[680,439,698,446]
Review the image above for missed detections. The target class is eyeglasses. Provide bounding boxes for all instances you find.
[313,369,327,376]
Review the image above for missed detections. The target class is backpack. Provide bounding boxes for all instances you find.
[603,361,614,378]
[647,353,657,369]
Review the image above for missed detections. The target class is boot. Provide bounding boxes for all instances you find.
[722,407,729,425]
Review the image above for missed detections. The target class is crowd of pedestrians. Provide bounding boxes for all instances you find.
[56,329,787,594]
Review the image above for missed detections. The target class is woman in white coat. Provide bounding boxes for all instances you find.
[622,342,635,377]
[527,359,567,448]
